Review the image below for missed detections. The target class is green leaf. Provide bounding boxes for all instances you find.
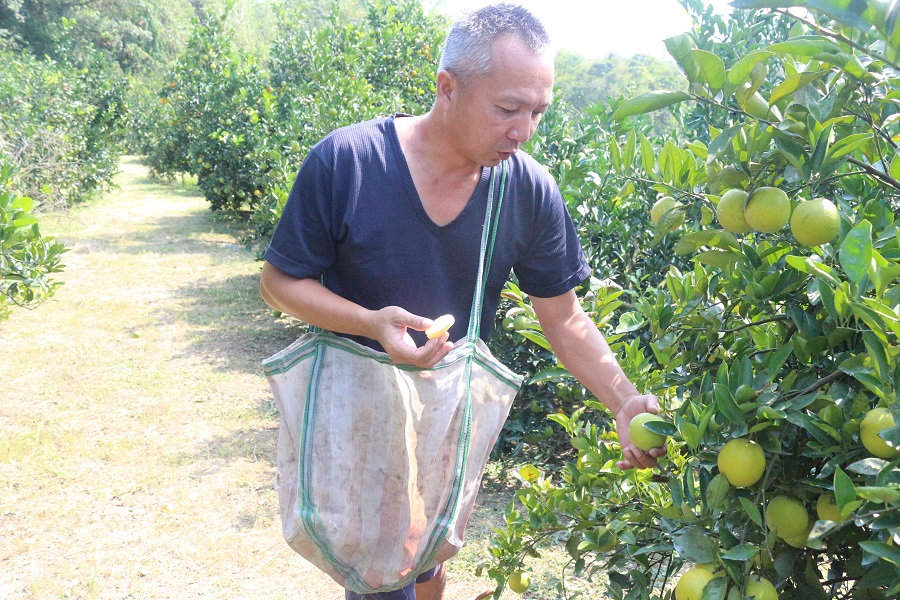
[664,34,700,81]
[640,134,656,174]
[840,220,874,291]
[739,496,763,528]
[611,91,691,120]
[859,541,900,566]
[672,526,718,563]
[527,366,571,385]
[690,49,727,89]
[767,35,843,56]
[826,133,873,161]
[616,311,646,334]
[680,421,701,450]
[694,250,742,269]
[658,141,683,183]
[715,383,745,424]
[727,51,773,85]
[834,466,856,510]
[705,474,730,511]
[706,125,743,164]
[769,71,829,107]
[847,458,890,476]
[855,486,900,504]
[721,544,759,561]
[518,331,552,352]
[11,195,34,212]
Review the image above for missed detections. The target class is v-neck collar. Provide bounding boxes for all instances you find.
[388,114,491,235]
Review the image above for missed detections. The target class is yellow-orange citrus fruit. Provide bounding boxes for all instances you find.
[860,408,899,459]
[425,314,454,339]
[717,438,766,488]
[675,568,715,600]
[745,187,791,233]
[766,496,809,539]
[716,189,751,234]
[790,198,840,246]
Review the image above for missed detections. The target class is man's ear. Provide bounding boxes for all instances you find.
[435,69,458,109]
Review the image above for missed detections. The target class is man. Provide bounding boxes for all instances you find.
[260,4,664,599]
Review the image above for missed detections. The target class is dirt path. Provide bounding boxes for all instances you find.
[0,158,516,600]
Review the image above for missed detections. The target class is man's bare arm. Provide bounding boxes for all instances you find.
[260,262,452,367]
[531,289,664,470]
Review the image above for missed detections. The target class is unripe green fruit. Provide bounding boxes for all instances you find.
[708,165,749,195]
[629,413,667,451]
[745,187,791,233]
[746,575,778,600]
[790,198,840,246]
[816,493,845,523]
[716,189,751,234]
[860,407,899,459]
[508,570,530,594]
[651,196,678,227]
[766,496,809,539]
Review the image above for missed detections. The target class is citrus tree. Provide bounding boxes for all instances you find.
[0,160,66,321]
[486,2,899,598]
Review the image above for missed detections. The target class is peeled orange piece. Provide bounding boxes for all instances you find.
[425,314,455,339]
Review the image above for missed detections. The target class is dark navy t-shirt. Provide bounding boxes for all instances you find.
[264,114,591,350]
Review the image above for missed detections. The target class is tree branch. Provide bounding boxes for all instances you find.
[847,158,900,192]
[773,9,900,71]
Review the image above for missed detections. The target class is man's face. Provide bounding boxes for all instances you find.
[443,35,554,167]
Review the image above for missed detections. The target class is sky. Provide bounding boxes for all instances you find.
[422,0,735,61]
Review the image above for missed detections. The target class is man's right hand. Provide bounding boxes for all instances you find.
[369,306,453,368]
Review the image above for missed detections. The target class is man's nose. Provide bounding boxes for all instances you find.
[508,116,532,144]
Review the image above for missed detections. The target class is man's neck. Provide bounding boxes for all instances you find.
[403,112,482,183]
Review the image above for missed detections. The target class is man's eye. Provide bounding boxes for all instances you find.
[498,106,516,114]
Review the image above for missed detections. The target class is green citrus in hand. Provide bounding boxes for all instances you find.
[745,187,791,233]
[508,570,531,594]
[629,413,667,451]
[790,197,840,246]
[860,407,899,459]
[766,496,809,539]
[717,438,765,488]
[675,567,715,600]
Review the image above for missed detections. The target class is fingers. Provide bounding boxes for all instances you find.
[386,332,453,368]
[619,444,659,470]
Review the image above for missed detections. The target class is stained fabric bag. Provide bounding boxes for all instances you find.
[262,163,523,594]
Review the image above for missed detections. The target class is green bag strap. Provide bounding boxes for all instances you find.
[465,160,508,343]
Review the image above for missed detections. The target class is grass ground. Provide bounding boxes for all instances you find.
[0,158,603,599]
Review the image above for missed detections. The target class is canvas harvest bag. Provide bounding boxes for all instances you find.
[262,163,523,594]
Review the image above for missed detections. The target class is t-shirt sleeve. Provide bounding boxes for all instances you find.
[513,173,591,298]
[263,148,338,279]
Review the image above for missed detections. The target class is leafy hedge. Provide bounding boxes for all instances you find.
[0,161,66,321]
[0,46,127,210]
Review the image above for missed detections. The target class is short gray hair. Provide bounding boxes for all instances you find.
[438,3,552,85]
